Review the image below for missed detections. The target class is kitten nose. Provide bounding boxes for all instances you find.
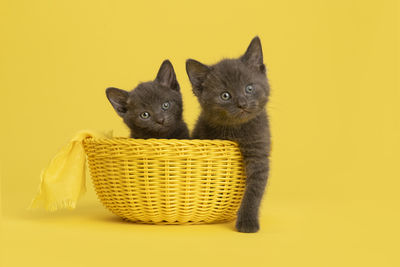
[237,97,248,109]
[156,117,165,125]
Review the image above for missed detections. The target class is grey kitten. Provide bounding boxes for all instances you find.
[106,60,189,139]
[186,37,271,233]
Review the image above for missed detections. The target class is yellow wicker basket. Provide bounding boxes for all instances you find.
[83,138,246,224]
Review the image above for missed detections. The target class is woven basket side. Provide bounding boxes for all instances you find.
[83,138,246,224]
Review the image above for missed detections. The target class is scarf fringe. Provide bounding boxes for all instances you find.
[29,198,77,212]
[46,199,77,212]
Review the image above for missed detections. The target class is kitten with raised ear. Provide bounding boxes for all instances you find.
[106,60,189,139]
[186,37,271,233]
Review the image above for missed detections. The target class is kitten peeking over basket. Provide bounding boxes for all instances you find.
[186,37,271,233]
[106,60,189,139]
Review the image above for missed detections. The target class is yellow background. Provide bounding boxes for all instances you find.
[1,0,399,266]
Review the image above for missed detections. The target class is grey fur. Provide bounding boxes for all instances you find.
[106,60,189,139]
[186,37,271,233]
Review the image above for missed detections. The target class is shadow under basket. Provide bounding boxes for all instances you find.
[83,137,246,225]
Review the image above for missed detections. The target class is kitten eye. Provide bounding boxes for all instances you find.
[140,112,150,119]
[245,84,254,94]
[161,102,170,110]
[220,92,231,101]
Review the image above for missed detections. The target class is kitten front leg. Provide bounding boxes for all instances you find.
[236,143,269,233]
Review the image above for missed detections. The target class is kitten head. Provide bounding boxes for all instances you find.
[106,60,183,138]
[186,36,269,126]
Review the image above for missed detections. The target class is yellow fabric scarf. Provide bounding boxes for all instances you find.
[30,130,112,211]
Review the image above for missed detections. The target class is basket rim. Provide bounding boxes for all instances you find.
[83,137,239,147]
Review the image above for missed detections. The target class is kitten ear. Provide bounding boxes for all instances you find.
[155,60,180,91]
[241,36,266,73]
[186,59,210,96]
[106,87,129,117]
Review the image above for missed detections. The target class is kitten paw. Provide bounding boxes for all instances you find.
[235,214,260,233]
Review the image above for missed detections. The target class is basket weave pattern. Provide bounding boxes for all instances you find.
[83,138,246,224]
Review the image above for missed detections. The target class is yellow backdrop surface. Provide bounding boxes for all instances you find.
[1,0,399,266]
